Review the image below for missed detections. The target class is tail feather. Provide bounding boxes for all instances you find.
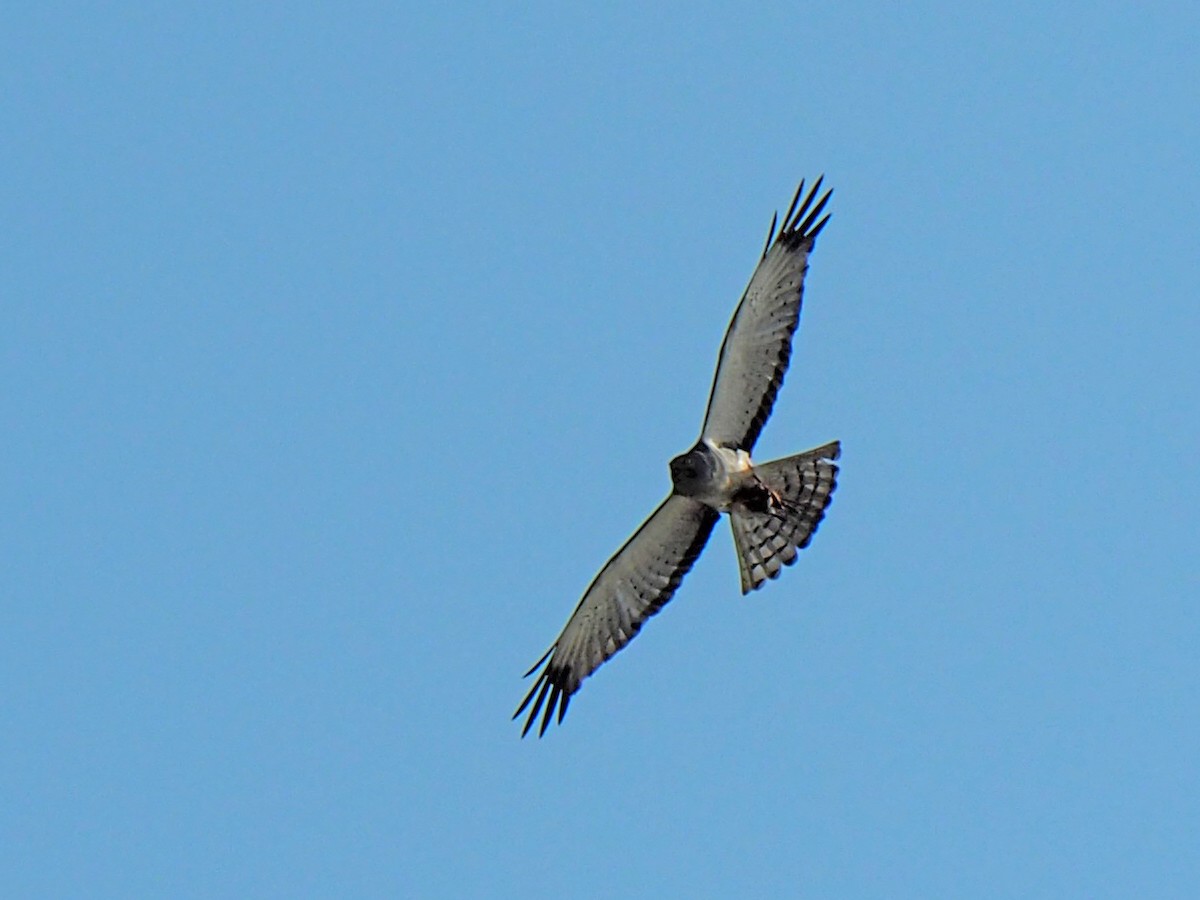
[729,441,840,594]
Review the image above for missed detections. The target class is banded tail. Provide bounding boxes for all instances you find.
[729,441,840,593]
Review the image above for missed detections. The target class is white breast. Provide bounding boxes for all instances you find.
[699,439,756,511]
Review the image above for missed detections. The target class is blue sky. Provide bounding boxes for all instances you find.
[3,2,1198,897]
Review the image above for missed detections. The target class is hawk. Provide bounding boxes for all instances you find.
[515,178,840,737]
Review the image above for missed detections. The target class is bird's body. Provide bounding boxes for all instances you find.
[516,178,840,737]
[670,439,754,511]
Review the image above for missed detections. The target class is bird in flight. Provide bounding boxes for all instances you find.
[515,178,840,737]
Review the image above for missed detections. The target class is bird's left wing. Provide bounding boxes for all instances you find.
[514,494,719,737]
[699,178,832,451]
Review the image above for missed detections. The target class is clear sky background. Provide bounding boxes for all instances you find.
[4,3,1198,897]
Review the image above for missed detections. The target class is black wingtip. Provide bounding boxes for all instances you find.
[782,179,806,228]
[520,676,552,738]
[515,650,575,738]
[759,211,778,259]
[513,649,552,722]
[513,674,541,722]
[772,176,833,247]
[796,187,832,238]
[807,211,832,242]
[539,683,562,737]
[522,646,553,679]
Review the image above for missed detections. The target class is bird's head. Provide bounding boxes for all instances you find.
[669,446,713,494]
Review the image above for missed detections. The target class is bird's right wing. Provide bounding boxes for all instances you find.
[514,494,719,737]
[699,178,831,452]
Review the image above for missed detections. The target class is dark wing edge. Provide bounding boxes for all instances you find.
[700,177,832,451]
[513,495,719,738]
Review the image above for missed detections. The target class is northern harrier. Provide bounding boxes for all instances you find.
[515,178,840,737]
